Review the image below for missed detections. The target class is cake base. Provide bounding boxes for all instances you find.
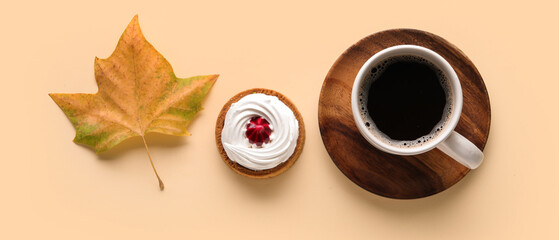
[216,88,305,178]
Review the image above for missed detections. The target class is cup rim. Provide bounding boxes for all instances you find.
[351,45,463,155]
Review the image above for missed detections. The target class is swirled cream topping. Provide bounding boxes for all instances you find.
[221,93,299,171]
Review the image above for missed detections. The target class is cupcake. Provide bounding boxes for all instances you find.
[215,88,305,178]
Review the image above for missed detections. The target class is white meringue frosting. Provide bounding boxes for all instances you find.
[221,93,299,171]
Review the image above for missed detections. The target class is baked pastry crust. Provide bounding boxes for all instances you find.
[215,88,305,178]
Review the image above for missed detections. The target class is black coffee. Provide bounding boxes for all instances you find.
[365,56,447,141]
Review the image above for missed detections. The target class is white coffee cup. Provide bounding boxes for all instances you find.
[351,45,483,169]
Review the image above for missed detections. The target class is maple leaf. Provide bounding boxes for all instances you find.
[49,15,218,190]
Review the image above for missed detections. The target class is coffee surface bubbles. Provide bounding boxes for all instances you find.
[358,55,453,148]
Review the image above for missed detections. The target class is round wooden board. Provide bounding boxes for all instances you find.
[318,29,491,199]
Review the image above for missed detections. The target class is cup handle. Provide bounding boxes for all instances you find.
[436,131,484,169]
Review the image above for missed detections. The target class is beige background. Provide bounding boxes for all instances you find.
[1,0,558,239]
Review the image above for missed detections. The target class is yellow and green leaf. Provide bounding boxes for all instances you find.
[49,15,218,189]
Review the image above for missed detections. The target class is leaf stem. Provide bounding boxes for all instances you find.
[141,135,164,190]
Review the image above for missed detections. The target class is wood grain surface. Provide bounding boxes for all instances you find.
[318,29,491,199]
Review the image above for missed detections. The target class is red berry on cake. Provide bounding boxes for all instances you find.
[245,116,272,147]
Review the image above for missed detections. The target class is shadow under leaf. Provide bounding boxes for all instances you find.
[96,132,187,161]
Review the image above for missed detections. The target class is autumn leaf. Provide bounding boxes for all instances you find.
[49,15,218,190]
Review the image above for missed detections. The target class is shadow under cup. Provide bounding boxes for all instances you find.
[351,45,463,156]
